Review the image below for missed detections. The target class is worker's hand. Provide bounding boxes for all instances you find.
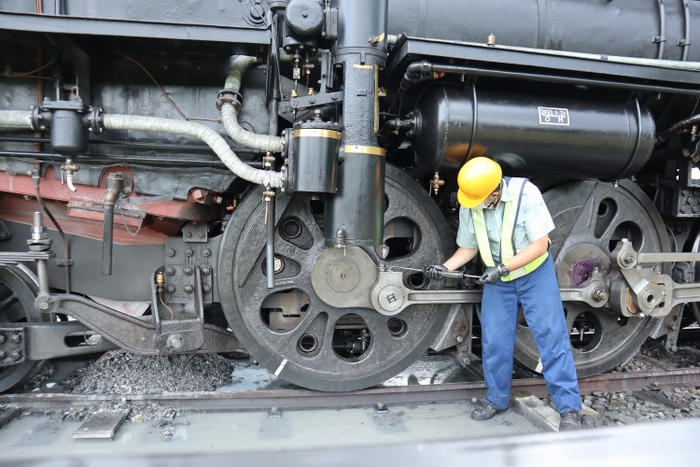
[424,264,448,280]
[478,267,502,285]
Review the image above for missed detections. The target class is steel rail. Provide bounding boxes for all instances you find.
[2,367,700,413]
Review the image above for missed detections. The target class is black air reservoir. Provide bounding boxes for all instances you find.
[412,85,656,180]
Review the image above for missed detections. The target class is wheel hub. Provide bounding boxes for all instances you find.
[311,245,377,308]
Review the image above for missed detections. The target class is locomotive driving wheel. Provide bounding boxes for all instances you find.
[513,180,669,377]
[218,165,452,391]
[0,264,50,392]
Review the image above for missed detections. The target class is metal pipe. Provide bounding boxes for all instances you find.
[31,212,51,296]
[221,55,285,153]
[102,173,124,276]
[266,189,276,289]
[102,114,284,188]
[0,110,33,129]
[0,150,265,168]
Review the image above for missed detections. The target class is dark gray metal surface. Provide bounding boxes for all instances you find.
[1,220,164,301]
[386,37,700,95]
[386,0,700,61]
[0,10,269,45]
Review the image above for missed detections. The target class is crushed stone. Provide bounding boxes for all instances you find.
[61,350,234,394]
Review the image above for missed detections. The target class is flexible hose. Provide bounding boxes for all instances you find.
[0,111,33,129]
[221,55,285,153]
[102,114,284,188]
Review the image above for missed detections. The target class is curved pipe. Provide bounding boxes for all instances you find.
[103,114,284,188]
[221,55,285,153]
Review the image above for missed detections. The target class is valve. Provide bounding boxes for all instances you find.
[60,158,80,192]
[430,172,445,194]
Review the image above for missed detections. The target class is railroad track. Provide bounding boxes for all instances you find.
[0,354,698,462]
[1,365,700,413]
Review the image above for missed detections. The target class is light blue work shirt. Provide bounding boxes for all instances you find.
[456,178,554,264]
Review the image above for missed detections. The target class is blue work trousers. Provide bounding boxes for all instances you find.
[481,255,582,413]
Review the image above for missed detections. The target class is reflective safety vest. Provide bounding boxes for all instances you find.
[471,178,549,281]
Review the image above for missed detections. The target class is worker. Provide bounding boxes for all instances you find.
[425,157,582,431]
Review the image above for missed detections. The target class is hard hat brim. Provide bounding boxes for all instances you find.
[458,189,488,208]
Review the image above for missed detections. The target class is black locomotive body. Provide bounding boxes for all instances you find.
[1,0,700,392]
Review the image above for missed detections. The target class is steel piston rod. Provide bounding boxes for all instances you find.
[387,266,482,279]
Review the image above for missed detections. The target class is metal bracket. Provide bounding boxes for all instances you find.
[289,91,344,111]
[611,239,700,317]
[34,293,242,356]
[151,266,205,352]
[182,222,209,243]
[370,271,482,316]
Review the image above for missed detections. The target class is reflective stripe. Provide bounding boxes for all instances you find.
[472,178,549,282]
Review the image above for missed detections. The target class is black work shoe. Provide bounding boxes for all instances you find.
[559,412,582,431]
[471,402,504,421]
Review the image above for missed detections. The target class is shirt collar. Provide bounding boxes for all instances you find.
[499,178,513,203]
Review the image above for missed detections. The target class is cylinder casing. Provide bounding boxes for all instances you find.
[290,126,342,193]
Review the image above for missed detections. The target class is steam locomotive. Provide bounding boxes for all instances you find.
[2,0,700,393]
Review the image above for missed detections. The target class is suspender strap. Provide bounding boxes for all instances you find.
[511,179,527,255]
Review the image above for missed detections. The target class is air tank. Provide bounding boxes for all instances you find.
[411,84,656,180]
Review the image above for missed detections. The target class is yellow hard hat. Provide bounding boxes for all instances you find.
[457,157,502,208]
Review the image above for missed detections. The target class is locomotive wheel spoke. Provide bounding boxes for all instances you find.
[0,265,50,392]
[514,180,668,377]
[218,166,453,391]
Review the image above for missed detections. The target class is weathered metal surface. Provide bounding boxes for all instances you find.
[218,166,454,391]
